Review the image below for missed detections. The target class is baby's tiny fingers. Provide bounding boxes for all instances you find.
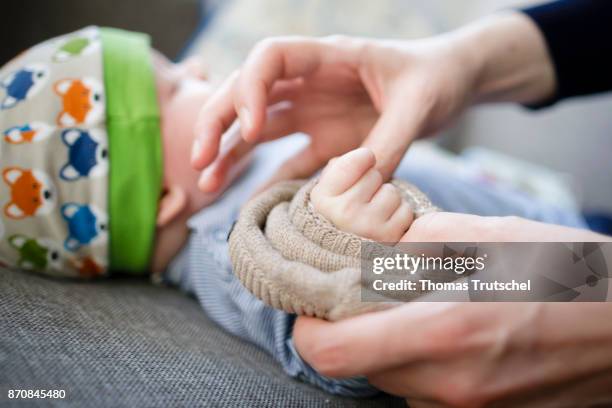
[386,201,415,242]
[317,148,376,196]
[370,183,402,218]
[342,167,383,204]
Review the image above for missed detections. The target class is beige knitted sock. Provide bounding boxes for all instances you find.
[228,178,440,321]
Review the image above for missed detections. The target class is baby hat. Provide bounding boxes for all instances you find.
[0,27,163,278]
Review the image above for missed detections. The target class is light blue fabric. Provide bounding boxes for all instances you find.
[398,165,587,228]
[165,137,587,397]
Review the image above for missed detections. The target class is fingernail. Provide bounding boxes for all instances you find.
[191,139,201,164]
[198,166,216,192]
[353,147,371,156]
[201,165,214,181]
[239,107,252,132]
[350,147,375,162]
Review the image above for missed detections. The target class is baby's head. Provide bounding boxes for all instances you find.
[0,27,218,278]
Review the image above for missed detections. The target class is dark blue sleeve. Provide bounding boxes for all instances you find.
[523,0,612,106]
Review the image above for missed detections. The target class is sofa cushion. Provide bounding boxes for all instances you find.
[0,268,404,407]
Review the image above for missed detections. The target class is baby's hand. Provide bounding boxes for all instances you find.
[311,148,414,242]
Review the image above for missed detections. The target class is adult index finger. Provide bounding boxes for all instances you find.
[235,36,361,143]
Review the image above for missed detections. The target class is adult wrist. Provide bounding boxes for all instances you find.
[452,12,556,106]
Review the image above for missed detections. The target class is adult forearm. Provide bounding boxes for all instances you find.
[450,12,556,106]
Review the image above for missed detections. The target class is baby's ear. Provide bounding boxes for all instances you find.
[157,186,188,227]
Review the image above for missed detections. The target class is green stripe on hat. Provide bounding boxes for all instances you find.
[101,28,163,273]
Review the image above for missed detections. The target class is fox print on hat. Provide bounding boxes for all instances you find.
[54,78,104,127]
[60,128,108,181]
[3,167,56,220]
[61,203,108,251]
[0,27,110,278]
[3,122,55,144]
[8,234,62,272]
[72,255,105,278]
[0,25,163,278]
[0,64,49,110]
[53,27,100,63]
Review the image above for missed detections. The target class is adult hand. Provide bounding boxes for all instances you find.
[191,12,554,193]
[294,213,612,407]
[294,302,612,408]
[191,34,471,192]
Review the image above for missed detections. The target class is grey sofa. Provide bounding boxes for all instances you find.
[1,268,404,407]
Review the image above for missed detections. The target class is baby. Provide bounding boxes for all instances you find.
[0,26,378,397]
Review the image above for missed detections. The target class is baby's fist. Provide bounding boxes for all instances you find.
[311,148,414,242]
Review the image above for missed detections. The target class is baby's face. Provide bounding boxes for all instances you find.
[154,52,215,213]
[151,52,220,273]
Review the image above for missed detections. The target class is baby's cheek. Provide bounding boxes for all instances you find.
[162,80,213,142]
[161,92,209,169]
[163,105,195,143]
